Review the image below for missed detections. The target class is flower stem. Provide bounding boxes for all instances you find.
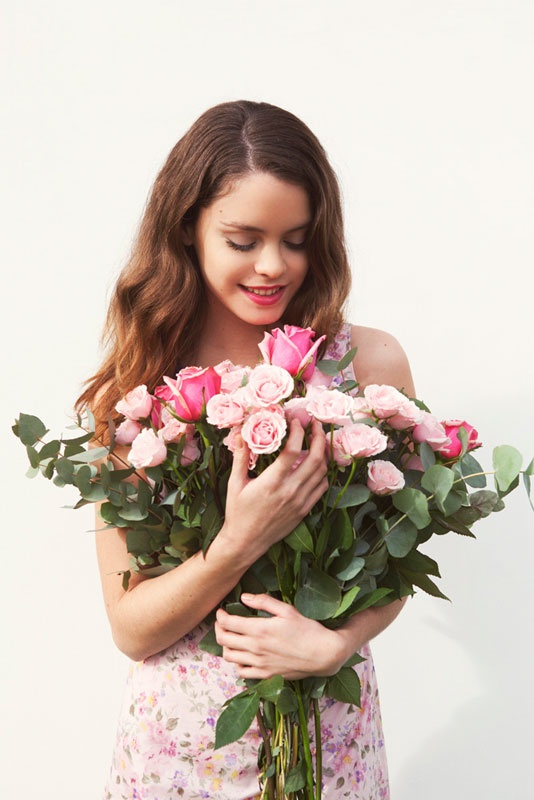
[295,684,314,799]
[312,699,322,800]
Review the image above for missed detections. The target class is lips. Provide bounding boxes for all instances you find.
[239,285,286,306]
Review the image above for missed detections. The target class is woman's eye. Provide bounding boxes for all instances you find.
[226,239,255,252]
[284,240,306,251]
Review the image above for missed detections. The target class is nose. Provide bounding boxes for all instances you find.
[254,244,286,279]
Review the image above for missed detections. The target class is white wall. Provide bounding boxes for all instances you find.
[2,2,533,797]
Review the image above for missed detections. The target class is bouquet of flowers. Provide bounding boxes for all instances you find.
[13,325,533,800]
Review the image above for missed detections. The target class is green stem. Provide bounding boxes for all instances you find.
[312,699,322,800]
[295,684,314,800]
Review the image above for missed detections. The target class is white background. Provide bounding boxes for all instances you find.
[2,2,533,798]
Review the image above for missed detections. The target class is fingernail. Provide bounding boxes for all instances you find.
[241,593,254,602]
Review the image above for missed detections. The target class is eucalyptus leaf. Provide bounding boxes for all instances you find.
[385,517,418,557]
[421,465,454,511]
[493,445,522,493]
[326,483,370,509]
[14,413,48,446]
[419,442,436,471]
[392,488,431,529]
[284,521,314,554]
[294,567,341,620]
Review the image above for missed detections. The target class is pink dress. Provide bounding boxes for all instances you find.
[103,324,389,800]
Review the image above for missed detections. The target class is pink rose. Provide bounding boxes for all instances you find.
[412,412,451,451]
[158,415,190,443]
[388,399,424,430]
[180,436,201,466]
[367,460,406,495]
[241,407,287,455]
[329,423,389,466]
[214,360,252,393]
[363,384,406,419]
[155,366,222,422]
[305,367,333,389]
[305,386,354,425]
[246,364,294,407]
[350,396,372,421]
[284,397,313,428]
[115,385,153,420]
[437,420,481,459]
[129,428,167,468]
[223,426,258,470]
[114,418,142,445]
[206,393,247,428]
[259,325,326,381]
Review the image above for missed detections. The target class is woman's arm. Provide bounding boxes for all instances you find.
[96,419,328,661]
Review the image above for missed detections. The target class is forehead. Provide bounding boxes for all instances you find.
[205,171,311,228]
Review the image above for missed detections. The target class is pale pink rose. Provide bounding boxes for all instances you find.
[129,428,167,468]
[412,412,451,451]
[306,367,333,388]
[115,385,153,420]
[284,397,313,428]
[305,386,354,425]
[114,418,142,445]
[388,399,424,430]
[367,460,406,495]
[214,360,252,393]
[363,384,406,419]
[223,426,258,470]
[437,420,481,459]
[259,325,326,381]
[206,393,247,428]
[350,396,373,421]
[329,423,389,466]
[180,436,201,466]
[159,417,190,443]
[246,364,294,407]
[241,407,287,455]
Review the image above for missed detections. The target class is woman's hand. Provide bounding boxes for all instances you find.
[219,418,329,562]
[215,593,349,680]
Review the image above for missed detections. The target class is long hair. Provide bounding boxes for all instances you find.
[77,100,352,430]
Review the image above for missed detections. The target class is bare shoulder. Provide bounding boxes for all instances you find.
[349,324,416,395]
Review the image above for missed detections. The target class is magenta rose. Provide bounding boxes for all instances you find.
[155,366,222,422]
[259,325,326,381]
[128,428,167,469]
[437,420,480,459]
[115,385,153,420]
[241,407,287,455]
[367,460,406,495]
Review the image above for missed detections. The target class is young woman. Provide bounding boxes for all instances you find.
[79,100,415,799]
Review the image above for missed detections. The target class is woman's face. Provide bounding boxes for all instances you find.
[193,171,311,331]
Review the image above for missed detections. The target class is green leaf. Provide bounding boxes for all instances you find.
[401,569,449,600]
[334,552,364,581]
[284,762,306,793]
[256,675,284,702]
[332,507,354,551]
[67,446,109,463]
[421,464,455,512]
[523,457,534,511]
[326,483,370,509]
[55,457,75,484]
[350,587,392,612]
[326,667,361,705]
[385,517,418,557]
[74,464,107,502]
[493,445,522,493]
[337,346,358,372]
[397,549,440,577]
[25,444,40,469]
[201,500,223,552]
[469,490,505,518]
[294,567,341,620]
[392,488,431,529]
[198,627,223,656]
[14,413,48,445]
[419,442,436,471]
[315,358,341,377]
[332,585,361,618]
[459,452,486,488]
[276,686,298,714]
[284,521,314,554]
[215,691,260,749]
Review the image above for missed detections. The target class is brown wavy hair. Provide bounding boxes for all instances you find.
[77,100,352,431]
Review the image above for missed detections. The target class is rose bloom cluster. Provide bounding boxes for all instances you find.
[113,325,481,497]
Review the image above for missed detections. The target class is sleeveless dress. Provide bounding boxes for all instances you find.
[103,324,389,800]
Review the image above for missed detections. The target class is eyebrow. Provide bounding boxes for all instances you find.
[220,221,310,233]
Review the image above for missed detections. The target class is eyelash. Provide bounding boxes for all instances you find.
[225,239,306,252]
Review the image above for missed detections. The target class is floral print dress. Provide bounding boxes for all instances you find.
[103,324,390,800]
